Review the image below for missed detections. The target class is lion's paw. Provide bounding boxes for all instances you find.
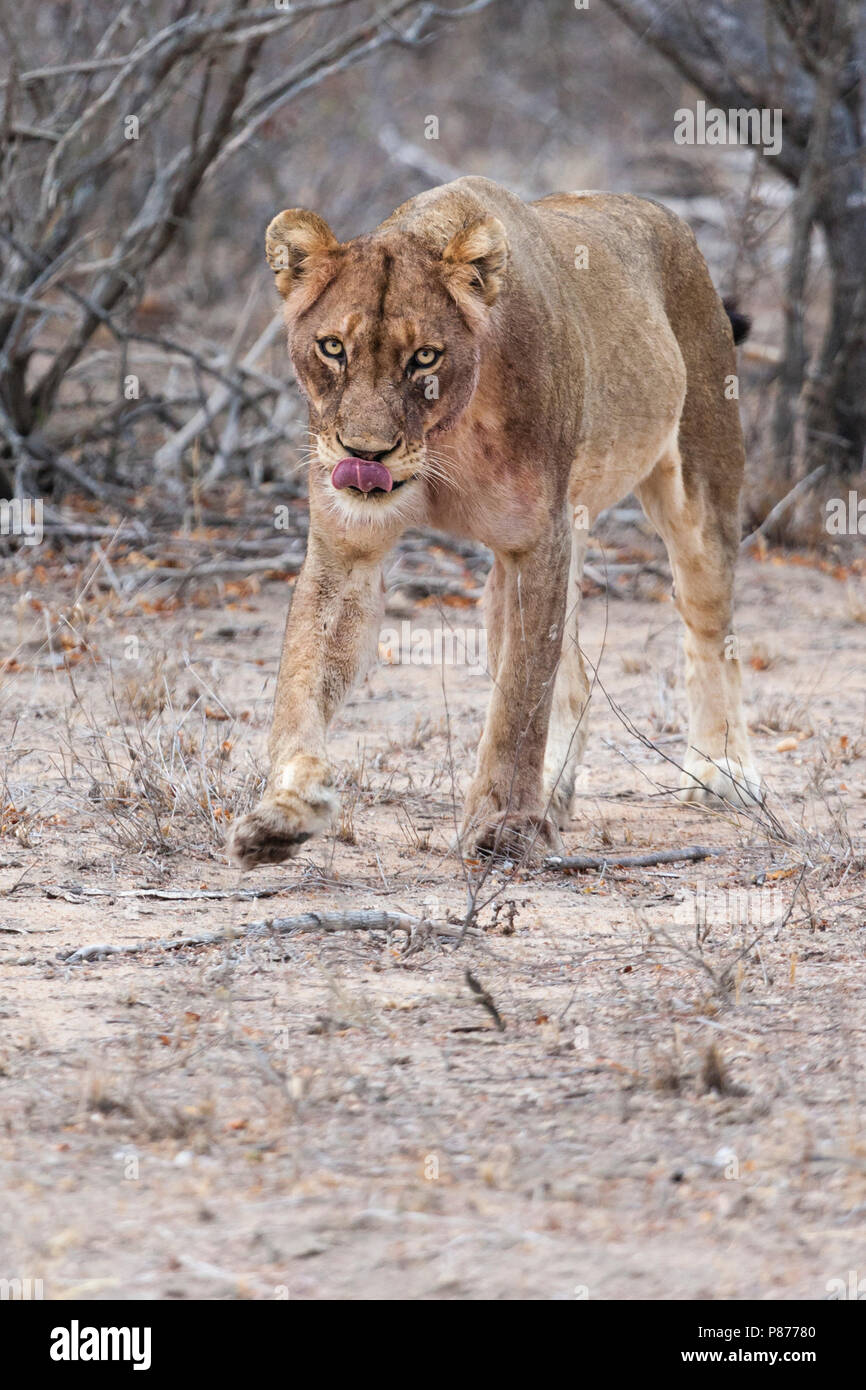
[227,757,337,869]
[465,810,563,863]
[678,754,763,809]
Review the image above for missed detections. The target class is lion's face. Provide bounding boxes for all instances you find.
[265,208,507,523]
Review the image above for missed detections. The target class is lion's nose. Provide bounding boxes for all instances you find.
[336,433,400,462]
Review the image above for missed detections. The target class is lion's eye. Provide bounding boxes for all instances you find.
[410,346,441,371]
[318,337,345,360]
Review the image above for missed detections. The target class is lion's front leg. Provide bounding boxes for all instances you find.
[461,528,570,862]
[228,533,383,869]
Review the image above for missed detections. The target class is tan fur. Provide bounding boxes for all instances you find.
[228,177,761,869]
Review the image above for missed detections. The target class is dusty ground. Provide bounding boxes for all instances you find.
[1,515,866,1301]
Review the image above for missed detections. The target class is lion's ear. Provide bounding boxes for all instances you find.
[265,209,340,305]
[442,215,508,323]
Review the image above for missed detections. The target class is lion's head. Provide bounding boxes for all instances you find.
[265,205,507,523]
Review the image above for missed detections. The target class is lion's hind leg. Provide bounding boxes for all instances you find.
[543,527,591,829]
[636,445,762,808]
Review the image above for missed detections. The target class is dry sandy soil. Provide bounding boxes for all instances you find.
[1,512,865,1301]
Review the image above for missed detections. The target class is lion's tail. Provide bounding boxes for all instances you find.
[722,296,751,346]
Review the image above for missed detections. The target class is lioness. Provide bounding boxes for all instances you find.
[229,176,761,868]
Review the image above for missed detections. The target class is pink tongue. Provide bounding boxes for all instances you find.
[331,457,393,494]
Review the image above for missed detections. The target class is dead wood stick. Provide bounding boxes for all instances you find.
[583,561,668,592]
[582,562,627,595]
[44,881,301,904]
[40,517,149,542]
[150,535,299,553]
[57,909,473,964]
[740,464,828,551]
[402,526,491,565]
[545,846,727,871]
[388,573,483,601]
[592,561,668,578]
[126,550,304,583]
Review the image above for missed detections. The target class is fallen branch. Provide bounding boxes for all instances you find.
[387,572,483,601]
[57,908,474,964]
[740,464,828,552]
[582,558,670,595]
[582,562,626,596]
[44,881,302,904]
[124,549,305,584]
[544,846,728,872]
